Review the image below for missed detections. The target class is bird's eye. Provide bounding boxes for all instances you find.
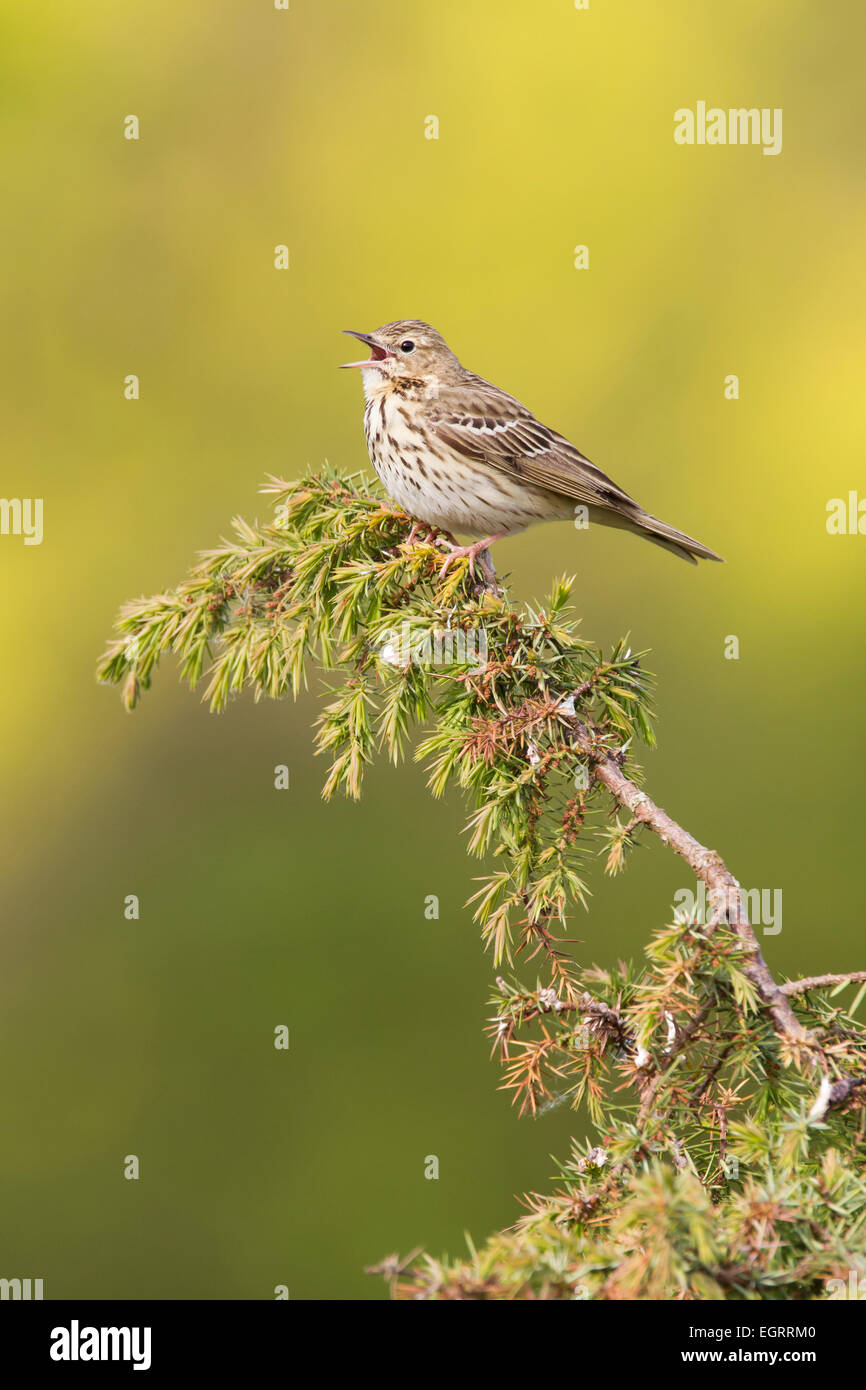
[400,340,415,353]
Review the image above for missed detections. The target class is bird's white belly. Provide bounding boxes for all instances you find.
[363,392,567,537]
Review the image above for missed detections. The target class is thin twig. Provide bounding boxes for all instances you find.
[780,972,866,997]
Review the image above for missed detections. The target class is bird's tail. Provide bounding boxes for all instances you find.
[586,505,723,564]
[635,510,723,565]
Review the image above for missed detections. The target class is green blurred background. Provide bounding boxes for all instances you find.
[1,0,864,1298]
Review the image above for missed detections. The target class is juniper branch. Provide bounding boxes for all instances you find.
[97,470,866,1301]
[467,550,853,1080]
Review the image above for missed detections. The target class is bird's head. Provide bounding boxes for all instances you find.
[339,321,461,390]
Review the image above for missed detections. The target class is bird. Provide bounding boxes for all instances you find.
[340,320,722,578]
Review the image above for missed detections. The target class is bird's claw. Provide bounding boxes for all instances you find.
[403,523,446,551]
[438,547,476,581]
[437,534,505,583]
[404,523,436,548]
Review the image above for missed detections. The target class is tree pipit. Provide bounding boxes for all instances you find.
[340,320,722,577]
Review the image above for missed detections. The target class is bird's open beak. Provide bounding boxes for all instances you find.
[339,330,393,370]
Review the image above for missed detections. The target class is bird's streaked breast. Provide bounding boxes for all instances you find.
[362,389,569,537]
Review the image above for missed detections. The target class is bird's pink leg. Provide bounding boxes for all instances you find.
[438,532,507,581]
[403,522,439,548]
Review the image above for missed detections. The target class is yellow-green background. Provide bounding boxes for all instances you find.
[1,0,863,1299]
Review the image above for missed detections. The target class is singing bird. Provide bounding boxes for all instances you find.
[340,320,722,576]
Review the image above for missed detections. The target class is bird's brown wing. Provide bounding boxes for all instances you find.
[427,375,641,513]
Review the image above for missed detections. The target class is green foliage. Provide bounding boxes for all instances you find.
[98,472,866,1301]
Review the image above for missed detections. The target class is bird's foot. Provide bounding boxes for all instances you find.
[403,522,440,548]
[437,533,506,582]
